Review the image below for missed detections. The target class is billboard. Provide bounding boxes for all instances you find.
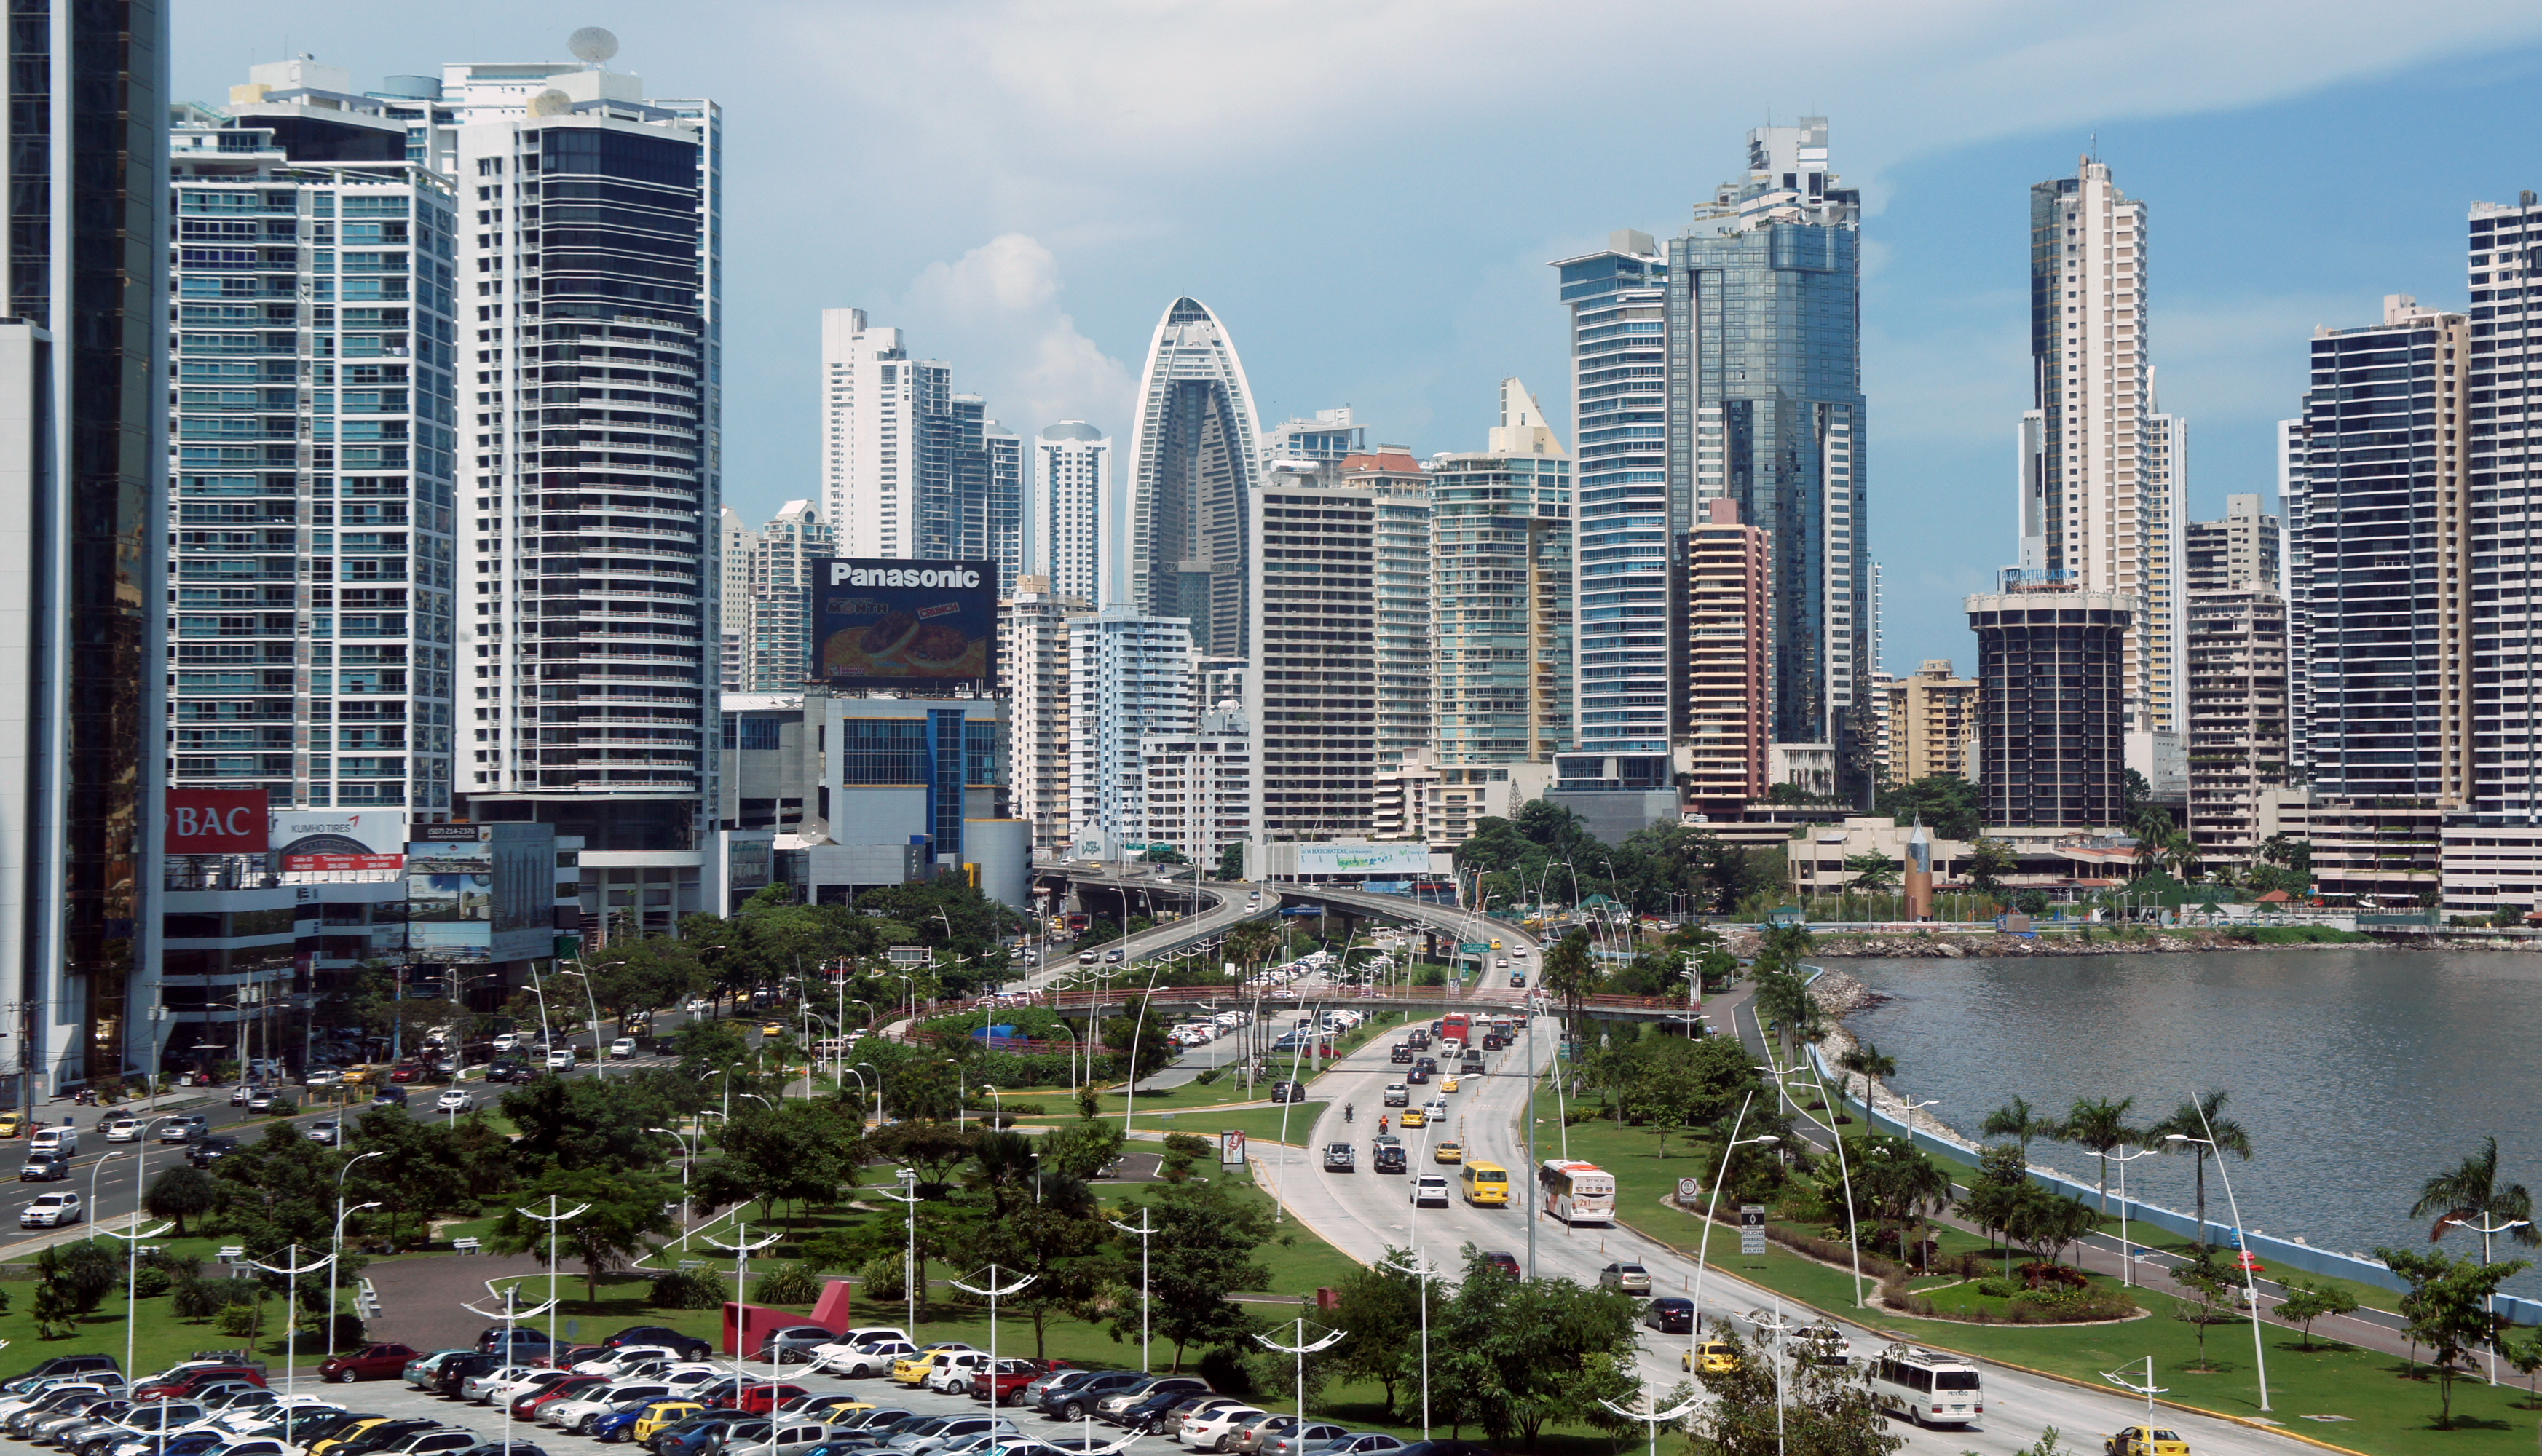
[814,558,996,692]
[273,810,408,871]
[165,789,270,854]
[1294,843,1434,877]
[402,826,553,964]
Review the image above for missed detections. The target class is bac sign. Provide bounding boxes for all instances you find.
[165,789,269,854]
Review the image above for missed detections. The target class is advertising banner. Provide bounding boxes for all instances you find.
[814,558,997,692]
[165,789,271,854]
[273,810,408,871]
[1294,843,1434,877]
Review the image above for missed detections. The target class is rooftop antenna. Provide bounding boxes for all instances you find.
[568,26,619,70]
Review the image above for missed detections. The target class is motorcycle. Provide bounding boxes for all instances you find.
[1344,1104,1354,1125]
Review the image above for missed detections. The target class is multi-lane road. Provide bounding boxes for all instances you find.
[1253,992,2310,1456]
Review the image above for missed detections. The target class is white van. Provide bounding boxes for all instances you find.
[30,1125,76,1157]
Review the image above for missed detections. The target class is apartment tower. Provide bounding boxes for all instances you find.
[1068,609,1193,858]
[1243,467,1378,844]
[1967,575,2131,829]
[1031,422,1110,606]
[1000,579,1093,857]
[1683,499,1772,815]
[1125,297,1263,654]
[1890,660,1981,783]
[1429,379,1575,767]
[1341,447,1434,770]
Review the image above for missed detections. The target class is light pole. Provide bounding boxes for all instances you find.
[2106,1145,2160,1287]
[2457,1215,2531,1384]
[840,1068,872,1128]
[243,1243,335,1408]
[98,1175,170,1386]
[648,1128,695,1249]
[515,1193,593,1357]
[558,961,623,1080]
[1108,1206,1158,1372]
[1596,1391,1701,1456]
[331,1148,387,1355]
[2101,1355,2166,1424]
[947,1264,1035,1408]
[461,1282,555,1456]
[2165,1129,2269,1412]
[856,1061,884,1125]
[979,1085,1002,1128]
[876,1168,922,1337]
[706,1224,780,1404]
[1382,1249,1434,1439]
[1762,1060,1862,1308]
[1251,1316,1344,1440]
[1692,1090,1777,1348]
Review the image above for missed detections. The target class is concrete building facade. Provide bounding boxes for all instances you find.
[1068,608,1193,858]
[999,580,1092,858]
[1428,379,1574,767]
[1889,660,1980,784]
[1244,470,1378,844]
[1967,578,2132,829]
[1684,499,1772,814]
[1138,704,1254,873]
[2183,589,2289,865]
[1030,422,1109,606]
[2186,493,2281,596]
[1343,448,1434,771]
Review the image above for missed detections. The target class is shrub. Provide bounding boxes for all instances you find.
[1975,1276,2025,1299]
[130,1267,173,1299]
[170,1276,226,1321]
[751,1262,823,1306]
[651,1268,730,1310]
[213,1301,265,1339]
[853,1254,906,1304]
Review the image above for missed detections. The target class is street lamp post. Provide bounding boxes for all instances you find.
[514,1194,593,1357]
[947,1264,1035,1408]
[855,1061,884,1125]
[876,1168,922,1336]
[648,1128,696,1249]
[243,1243,335,1408]
[331,1148,387,1355]
[95,1145,170,1386]
[2165,1129,2270,1412]
[461,1283,555,1456]
[2105,1145,2160,1287]
[2457,1215,2532,1384]
[1108,1206,1157,1372]
[1692,1091,1777,1351]
[1596,1392,1701,1456]
[1762,1060,1863,1308]
[1382,1249,1434,1439]
[1251,1316,1344,1441]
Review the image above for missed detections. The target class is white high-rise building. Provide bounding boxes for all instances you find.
[1000,580,1094,857]
[1126,297,1264,656]
[718,501,830,693]
[1068,608,1194,858]
[1244,466,1378,844]
[2019,157,2182,779]
[1031,422,1110,605]
[820,307,942,558]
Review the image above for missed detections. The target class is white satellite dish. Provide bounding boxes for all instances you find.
[528,89,573,117]
[568,26,619,66]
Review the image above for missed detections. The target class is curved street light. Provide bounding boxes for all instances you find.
[2165,1129,2269,1411]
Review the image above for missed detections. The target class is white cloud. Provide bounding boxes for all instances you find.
[899,233,1137,435]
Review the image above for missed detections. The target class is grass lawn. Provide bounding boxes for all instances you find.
[1151,1101,1328,1150]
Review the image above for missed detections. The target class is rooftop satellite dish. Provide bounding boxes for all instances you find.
[528,89,573,117]
[568,26,619,66]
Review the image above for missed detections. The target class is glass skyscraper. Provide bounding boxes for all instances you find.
[1668,119,1867,774]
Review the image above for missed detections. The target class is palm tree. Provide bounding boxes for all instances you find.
[2062,1096,2142,1215]
[2150,1090,2251,1247]
[1981,1096,2060,1160]
[1860,1137,1953,1268]
[1836,1040,1897,1131]
[2410,1136,2541,1256]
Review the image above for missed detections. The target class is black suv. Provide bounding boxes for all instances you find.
[604,1325,714,1361]
[1388,1043,1412,1064]
[187,1136,241,1168]
[9,1356,119,1383]
[1039,1372,1147,1422]
[1268,1081,1305,1104]
[1370,1139,1406,1174]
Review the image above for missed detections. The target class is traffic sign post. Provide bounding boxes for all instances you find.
[1740,1204,1767,1257]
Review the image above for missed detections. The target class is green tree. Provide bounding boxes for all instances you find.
[1138,845,1189,865]
[345,1107,471,1246]
[1327,1246,1436,1412]
[2378,1244,2535,1428]
[1680,1323,1905,1456]
[492,1166,679,1303]
[1216,844,1244,881]
[2168,1257,2241,1372]
[1124,1179,1274,1371]
[1103,1010,1176,1085]
[1848,1134,1951,1267]
[1875,773,1981,842]
[1429,1247,1643,1447]
[143,1164,218,1237]
[1835,1040,1895,1120]
[865,1120,980,1192]
[1967,838,2019,901]
[2061,1096,2141,1216]
[1537,930,1598,1032]
[205,1122,342,1249]
[2150,1090,2251,1249]
[2005,1187,2099,1267]
[2409,1136,2541,1255]
[1980,1096,2059,1160]
[499,1073,680,1176]
[2274,1278,2359,1350]
[1041,1113,1126,1183]
[966,1129,1041,1219]
[692,1099,858,1227]
[1951,1144,2036,1275]
[956,1173,1111,1359]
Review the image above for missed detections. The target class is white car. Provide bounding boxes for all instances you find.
[18,1191,79,1227]
[1409,1175,1450,1208]
[572,1345,682,1377]
[435,1089,474,1113]
[541,1382,674,1431]
[609,1037,637,1059]
[802,1327,911,1373]
[545,1048,576,1071]
[820,1339,917,1377]
[1179,1405,1266,1449]
[99,1115,141,1143]
[923,1351,992,1394]
[492,1033,522,1053]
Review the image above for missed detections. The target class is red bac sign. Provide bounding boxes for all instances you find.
[165,789,270,854]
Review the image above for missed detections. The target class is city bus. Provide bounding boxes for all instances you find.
[1460,1160,1510,1206]
[1869,1346,1984,1427]
[1537,1158,1615,1224]
[1440,1011,1472,1052]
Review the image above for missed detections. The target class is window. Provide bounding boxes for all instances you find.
[739,718,781,752]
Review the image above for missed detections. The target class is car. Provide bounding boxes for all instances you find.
[380,1429,484,1456]
[1397,1107,1426,1128]
[1381,1085,1408,1107]
[483,1061,526,1084]
[372,1087,411,1108]
[631,1404,707,1444]
[1432,1142,1462,1165]
[2104,1426,2190,1456]
[570,1346,679,1378]
[1094,1379,1207,1426]
[229,1083,261,1107]
[188,1136,242,1168]
[436,1090,475,1114]
[1262,1425,1351,1456]
[320,1345,421,1385]
[1408,1175,1448,1208]
[516,1376,611,1420]
[1387,1044,1411,1064]
[247,1087,283,1112]
[1791,1324,1852,1366]
[20,1152,69,1182]
[307,1120,342,1146]
[1405,1066,1429,1085]
[888,1346,981,1388]
[1307,1437,1403,1456]
[754,1327,839,1366]
[19,1192,79,1227]
[545,1050,575,1072]
[1475,1251,1520,1278]
[1508,973,1525,988]
[1268,1081,1304,1104]
[1102,950,1124,965]
[758,1022,786,1038]
[968,1359,1059,1409]
[1642,1298,1694,1334]
[734,1384,812,1415]
[304,1067,346,1088]
[1368,1137,1405,1174]
[1180,1404,1266,1452]
[609,1039,637,1060]
[1322,1144,1354,1173]
[98,1115,141,1144]
[1682,1340,1739,1374]
[1039,1374,1148,1423]
[821,1340,918,1378]
[1439,1075,1459,1095]
[1596,1263,1652,1295]
[604,1327,716,1363]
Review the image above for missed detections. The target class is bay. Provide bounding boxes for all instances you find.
[1839,949,2542,1297]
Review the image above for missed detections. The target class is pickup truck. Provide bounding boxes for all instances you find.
[317,1343,419,1384]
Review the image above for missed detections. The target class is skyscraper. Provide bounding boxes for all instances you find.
[0,0,166,1094]
[1127,297,1263,654]
[438,55,721,930]
[2297,296,2469,807]
[1429,379,1574,766]
[1683,500,1772,815]
[1968,576,2132,829]
[2018,156,2182,778]
[1030,422,1110,606]
[1069,608,1193,858]
[1342,447,1433,770]
[1669,120,1869,778]
[1550,229,1669,778]
[168,72,460,826]
[2465,197,2542,823]
[1244,466,1378,844]
[1000,579,1092,857]
[2186,494,2282,596]
[2184,587,2289,866]
[718,501,831,692]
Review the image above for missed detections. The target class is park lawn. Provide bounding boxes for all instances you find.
[1150,1101,1330,1150]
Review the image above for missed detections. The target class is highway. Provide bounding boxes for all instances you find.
[1252,992,2313,1456]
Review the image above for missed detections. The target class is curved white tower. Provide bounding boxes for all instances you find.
[1125,297,1263,654]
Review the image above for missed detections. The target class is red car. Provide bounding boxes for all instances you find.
[734,1383,808,1415]
[514,1375,609,1419]
[972,1358,1065,1406]
[133,1366,268,1400]
[317,1342,419,1383]
[389,1063,425,1084]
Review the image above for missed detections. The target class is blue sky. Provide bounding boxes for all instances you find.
[178,1,2542,669]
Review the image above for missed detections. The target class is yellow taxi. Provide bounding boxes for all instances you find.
[803,1398,873,1420]
[2104,1428,2190,1456]
[339,1064,375,1086]
[633,1402,705,1442]
[1433,1140,1464,1164]
[1684,1340,1740,1374]
[890,1342,977,1386]
[1399,1107,1426,1128]
[310,1418,395,1455]
[1440,1075,1461,1094]
[759,1021,786,1037]
[0,1110,22,1138]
